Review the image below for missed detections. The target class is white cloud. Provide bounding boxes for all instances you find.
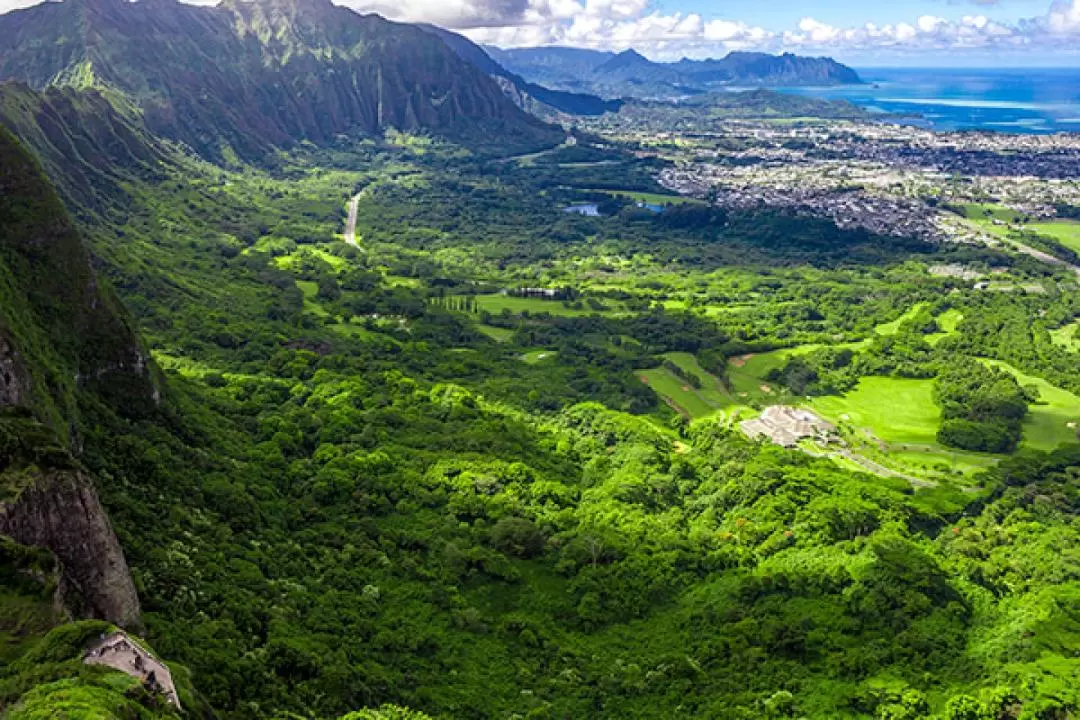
[408,0,1080,59]
[1047,0,1080,32]
[2,0,1080,60]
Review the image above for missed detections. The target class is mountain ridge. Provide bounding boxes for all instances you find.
[0,0,562,160]
[485,45,862,99]
[418,24,623,117]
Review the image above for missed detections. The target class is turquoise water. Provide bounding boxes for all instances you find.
[780,68,1080,134]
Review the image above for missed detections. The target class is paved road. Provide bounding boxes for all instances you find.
[344,191,363,246]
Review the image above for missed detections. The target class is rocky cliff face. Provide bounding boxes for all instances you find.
[0,0,560,161]
[0,126,149,630]
[0,465,141,630]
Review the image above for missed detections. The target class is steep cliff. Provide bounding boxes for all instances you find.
[418,24,622,117]
[0,0,561,161]
[0,81,169,216]
[0,431,140,630]
[0,127,148,630]
[0,125,159,435]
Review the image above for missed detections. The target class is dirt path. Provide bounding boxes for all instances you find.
[343,191,363,247]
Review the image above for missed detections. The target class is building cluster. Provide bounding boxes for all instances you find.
[661,164,946,241]
[651,119,1080,245]
[740,405,837,448]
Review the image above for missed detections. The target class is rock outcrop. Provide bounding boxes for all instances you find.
[0,466,141,630]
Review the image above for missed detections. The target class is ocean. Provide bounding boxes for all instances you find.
[778,68,1080,134]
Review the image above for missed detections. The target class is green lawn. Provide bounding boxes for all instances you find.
[637,368,717,418]
[981,359,1080,451]
[808,376,1000,478]
[583,189,707,207]
[662,353,734,408]
[927,308,964,346]
[476,295,619,317]
[810,376,941,445]
[331,322,381,341]
[274,246,348,272]
[295,280,329,317]
[955,203,1024,223]
[875,302,928,336]
[637,353,734,419]
[476,324,515,343]
[1027,220,1080,253]
[726,348,806,401]
[1050,322,1080,351]
[521,350,555,364]
[726,342,868,402]
[954,203,1080,254]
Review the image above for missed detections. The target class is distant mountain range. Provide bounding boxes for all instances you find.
[0,0,561,161]
[485,46,863,99]
[418,25,623,117]
[0,0,863,168]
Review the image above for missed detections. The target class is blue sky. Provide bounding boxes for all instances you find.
[648,0,1050,29]
[2,0,1079,64]
[354,0,1080,65]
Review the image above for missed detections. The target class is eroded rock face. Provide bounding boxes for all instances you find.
[0,467,141,630]
[0,332,31,407]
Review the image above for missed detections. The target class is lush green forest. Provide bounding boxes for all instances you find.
[1,121,1076,720]
[0,10,1078,714]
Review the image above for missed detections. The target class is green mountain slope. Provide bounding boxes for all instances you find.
[0,0,560,160]
[418,24,623,117]
[0,13,1078,720]
[0,128,177,717]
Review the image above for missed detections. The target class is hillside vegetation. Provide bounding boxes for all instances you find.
[0,7,1078,720]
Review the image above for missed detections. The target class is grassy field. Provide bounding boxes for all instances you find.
[663,353,734,407]
[981,359,1080,451]
[726,341,870,402]
[476,295,621,318]
[274,246,348,272]
[637,352,733,419]
[521,350,555,364]
[810,377,941,445]
[1050,322,1080,351]
[476,324,515,343]
[331,322,381,341]
[807,376,999,477]
[956,203,1023,223]
[875,302,929,336]
[637,368,717,418]
[927,308,964,346]
[727,349,802,402]
[955,203,1080,253]
[1028,220,1080,252]
[295,280,330,317]
[584,189,707,207]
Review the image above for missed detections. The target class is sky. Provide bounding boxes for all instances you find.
[3,0,1080,65]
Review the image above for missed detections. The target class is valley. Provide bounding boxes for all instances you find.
[0,2,1078,719]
